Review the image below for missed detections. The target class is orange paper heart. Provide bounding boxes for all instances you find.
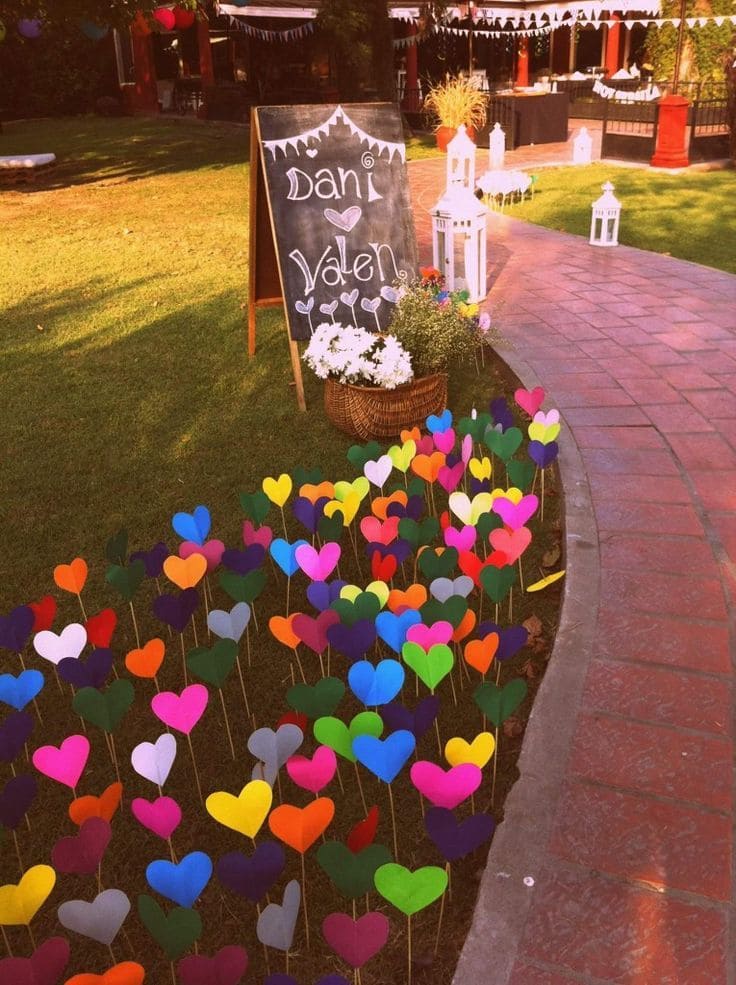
[371,490,407,521]
[464,632,499,675]
[411,451,445,484]
[64,962,145,985]
[268,797,335,853]
[269,614,301,650]
[452,608,477,644]
[400,427,421,443]
[125,639,165,679]
[388,584,428,613]
[53,557,88,595]
[68,782,123,826]
[162,553,206,590]
[300,481,335,505]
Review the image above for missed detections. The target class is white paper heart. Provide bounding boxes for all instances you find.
[207,603,251,643]
[340,290,359,307]
[256,879,300,951]
[131,733,177,787]
[533,409,560,426]
[248,724,303,769]
[363,454,393,489]
[429,575,475,603]
[320,300,339,317]
[380,285,401,304]
[58,889,130,945]
[33,623,87,665]
[324,206,362,233]
[295,297,314,315]
[360,297,381,314]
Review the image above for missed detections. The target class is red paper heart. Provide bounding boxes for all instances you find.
[51,817,111,874]
[347,805,379,853]
[277,711,309,733]
[85,609,117,647]
[371,551,397,583]
[29,595,56,632]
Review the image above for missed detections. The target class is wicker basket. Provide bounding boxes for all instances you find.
[324,374,448,440]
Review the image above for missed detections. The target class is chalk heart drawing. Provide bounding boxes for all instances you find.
[361,297,381,315]
[340,290,359,308]
[306,148,319,158]
[320,300,339,317]
[295,298,315,315]
[324,206,362,234]
[380,286,401,304]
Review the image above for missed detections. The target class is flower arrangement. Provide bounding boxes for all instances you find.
[303,322,413,390]
[423,74,489,132]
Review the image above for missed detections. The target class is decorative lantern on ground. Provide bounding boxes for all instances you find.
[572,127,592,164]
[489,122,505,170]
[589,181,621,247]
[430,125,489,303]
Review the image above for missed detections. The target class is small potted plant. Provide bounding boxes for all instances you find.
[423,74,489,151]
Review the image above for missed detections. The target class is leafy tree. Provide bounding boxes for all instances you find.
[0,0,197,30]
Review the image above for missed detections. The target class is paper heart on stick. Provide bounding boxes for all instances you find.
[73,679,134,733]
[424,807,496,862]
[269,614,300,650]
[514,386,545,417]
[131,796,182,840]
[242,520,273,550]
[489,527,532,565]
[411,451,445,484]
[125,638,165,679]
[186,640,237,689]
[317,843,392,899]
[426,409,452,434]
[256,879,300,952]
[28,596,56,633]
[322,911,390,968]
[216,841,285,902]
[313,712,383,763]
[172,506,211,546]
[528,440,559,468]
[58,889,130,945]
[287,677,345,719]
[464,633,499,675]
[64,962,145,985]
[0,774,37,830]
[0,669,44,711]
[429,576,474,604]
[387,584,427,613]
[152,588,199,634]
[177,945,249,985]
[387,441,415,474]
[69,782,122,826]
[53,557,88,595]
[222,545,266,576]
[52,817,111,875]
[528,420,561,444]
[445,732,495,769]
[33,734,89,789]
[406,621,454,651]
[292,610,340,655]
[347,805,379,853]
[0,865,56,926]
[0,936,69,985]
[33,623,87,665]
[179,539,225,572]
[492,494,538,530]
[151,684,208,734]
[448,492,493,527]
[131,733,177,787]
[352,730,415,784]
[363,454,392,489]
[401,642,454,692]
[262,474,293,508]
[137,894,202,961]
[206,779,272,838]
[373,862,447,916]
[84,609,117,649]
[295,542,341,582]
[374,609,421,653]
[268,798,335,853]
[474,678,528,726]
[348,659,404,707]
[0,605,35,653]
[146,851,212,908]
[410,761,482,809]
[58,648,113,690]
[434,427,456,455]
[163,554,207,591]
[285,745,337,794]
[270,539,309,577]
[444,525,476,552]
[380,696,440,741]
[326,619,377,663]
[130,542,169,579]
[248,725,303,770]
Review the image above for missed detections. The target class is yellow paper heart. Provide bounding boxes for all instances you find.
[445,732,496,769]
[457,492,493,525]
[365,580,389,609]
[529,422,561,445]
[262,474,292,508]
[205,780,273,838]
[0,865,56,926]
[490,487,523,505]
[387,441,416,474]
[339,584,361,602]
[527,570,566,592]
[325,491,360,526]
[334,477,369,503]
[469,457,491,481]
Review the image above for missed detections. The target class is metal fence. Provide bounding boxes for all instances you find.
[601,99,659,161]
[690,96,730,161]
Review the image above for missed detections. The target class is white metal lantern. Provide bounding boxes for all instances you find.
[489,122,505,170]
[589,181,621,247]
[430,125,489,303]
[572,126,592,165]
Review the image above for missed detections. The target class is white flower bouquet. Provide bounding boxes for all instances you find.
[303,323,413,391]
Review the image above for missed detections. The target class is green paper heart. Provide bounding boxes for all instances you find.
[418,547,458,581]
[347,442,382,472]
[105,560,145,602]
[292,466,323,487]
[480,565,517,603]
[318,513,345,543]
[186,639,237,688]
[458,413,492,443]
[476,511,504,540]
[334,477,369,503]
[484,427,523,462]
[507,459,536,492]
[374,862,448,916]
[105,528,128,566]
[420,596,468,629]
[406,477,426,498]
[219,569,266,604]
[137,894,202,961]
[72,679,135,733]
[317,842,393,899]
[239,490,271,525]
[398,517,440,549]
[287,677,345,719]
[402,642,454,692]
[474,678,528,726]
[314,711,383,763]
[331,592,382,627]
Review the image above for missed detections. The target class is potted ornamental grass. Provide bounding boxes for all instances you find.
[423,74,489,151]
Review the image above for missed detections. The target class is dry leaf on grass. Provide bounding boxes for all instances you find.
[542,545,561,568]
[523,614,543,640]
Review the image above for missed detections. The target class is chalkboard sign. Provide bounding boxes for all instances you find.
[248,103,418,408]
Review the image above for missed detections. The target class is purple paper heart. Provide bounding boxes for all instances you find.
[364,540,412,566]
[0,774,38,829]
[307,580,347,613]
[58,648,114,689]
[380,695,440,740]
[292,496,329,534]
[470,478,491,495]
[177,945,249,985]
[152,588,199,633]
[0,936,70,985]
[424,806,495,861]
[216,842,285,902]
[322,911,390,968]
[292,610,340,655]
[130,541,169,578]
[0,606,34,653]
[446,452,462,469]
[490,397,515,432]
[475,623,529,661]
[264,977,298,985]
[51,817,111,875]
[386,495,425,521]
[222,545,266,576]
[0,710,34,763]
[528,440,559,468]
[327,620,377,664]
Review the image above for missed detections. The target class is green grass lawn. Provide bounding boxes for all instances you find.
[503,161,736,274]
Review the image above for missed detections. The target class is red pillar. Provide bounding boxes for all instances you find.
[404,24,419,111]
[651,94,690,168]
[604,13,622,77]
[197,11,214,87]
[128,12,159,114]
[515,36,529,87]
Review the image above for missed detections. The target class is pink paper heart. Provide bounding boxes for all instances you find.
[514,386,545,417]
[444,525,476,552]
[131,795,182,839]
[0,936,70,985]
[533,409,560,427]
[433,428,456,454]
[406,620,454,651]
[489,526,532,564]
[291,610,340,655]
[33,734,90,789]
[359,515,400,546]
[151,684,209,734]
[322,911,390,968]
[51,816,111,874]
[410,761,483,809]
[242,521,273,550]
[492,494,539,530]
[415,435,435,456]
[286,745,337,794]
[179,539,225,572]
[437,462,465,494]
[295,542,341,581]
[177,945,249,985]
[461,433,473,465]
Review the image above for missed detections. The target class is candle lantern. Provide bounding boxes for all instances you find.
[589,181,621,246]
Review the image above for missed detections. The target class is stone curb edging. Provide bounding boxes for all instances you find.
[452,347,602,985]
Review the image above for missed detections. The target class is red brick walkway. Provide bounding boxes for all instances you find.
[408,163,736,984]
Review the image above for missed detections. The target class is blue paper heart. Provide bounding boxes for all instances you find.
[171,506,211,546]
[528,440,559,468]
[426,409,452,434]
[0,670,44,711]
[348,659,404,706]
[375,609,421,654]
[270,538,309,577]
[146,850,212,907]
[353,729,416,783]
[306,580,347,613]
